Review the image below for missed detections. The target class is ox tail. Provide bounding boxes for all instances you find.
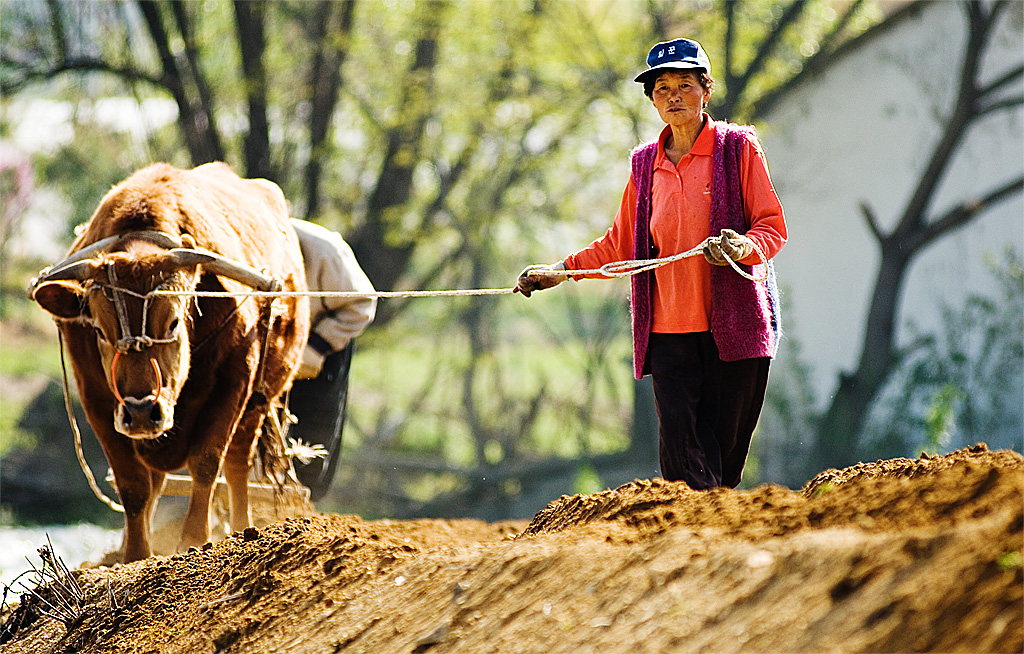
[250,395,314,520]
[250,396,297,489]
[247,295,313,513]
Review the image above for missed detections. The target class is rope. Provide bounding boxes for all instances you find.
[526,235,769,283]
[151,287,516,299]
[144,235,768,300]
[101,269,177,351]
[58,331,125,513]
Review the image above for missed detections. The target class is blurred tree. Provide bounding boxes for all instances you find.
[0,0,888,308]
[2,0,933,520]
[0,144,34,316]
[810,0,1023,474]
[864,251,1023,459]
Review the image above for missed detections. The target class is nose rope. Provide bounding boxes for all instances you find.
[107,266,134,353]
[110,351,124,405]
[104,265,169,408]
[104,265,177,352]
[110,351,162,407]
[150,357,162,402]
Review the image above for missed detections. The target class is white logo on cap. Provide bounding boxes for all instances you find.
[668,46,676,55]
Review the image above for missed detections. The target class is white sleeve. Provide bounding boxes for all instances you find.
[291,219,377,354]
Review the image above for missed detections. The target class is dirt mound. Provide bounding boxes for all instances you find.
[2,444,1021,653]
[524,442,1024,540]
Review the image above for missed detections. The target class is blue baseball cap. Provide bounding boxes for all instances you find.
[634,38,711,84]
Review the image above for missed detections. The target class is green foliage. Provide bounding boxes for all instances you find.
[921,384,960,455]
[864,250,1024,459]
[0,0,894,520]
[0,402,36,458]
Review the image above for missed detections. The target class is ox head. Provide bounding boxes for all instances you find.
[29,232,281,439]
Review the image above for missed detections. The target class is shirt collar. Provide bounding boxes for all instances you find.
[655,114,714,166]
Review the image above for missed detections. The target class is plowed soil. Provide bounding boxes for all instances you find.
[2,443,1021,653]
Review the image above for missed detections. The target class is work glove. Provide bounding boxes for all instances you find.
[703,228,754,266]
[514,262,569,298]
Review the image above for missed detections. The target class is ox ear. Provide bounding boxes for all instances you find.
[32,280,88,319]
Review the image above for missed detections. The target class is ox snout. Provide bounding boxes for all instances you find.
[115,396,174,438]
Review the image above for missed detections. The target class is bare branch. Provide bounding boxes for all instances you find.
[752,1,928,120]
[895,3,992,238]
[736,0,808,90]
[909,175,1024,252]
[859,201,884,242]
[978,95,1024,117]
[979,63,1023,97]
[719,0,809,118]
[815,0,867,56]
[0,55,163,94]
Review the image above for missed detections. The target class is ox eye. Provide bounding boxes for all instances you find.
[94,327,110,343]
[167,319,180,337]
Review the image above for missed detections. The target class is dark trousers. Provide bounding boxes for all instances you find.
[648,332,770,490]
[288,341,354,501]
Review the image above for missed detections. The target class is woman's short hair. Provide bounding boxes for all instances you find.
[643,70,716,99]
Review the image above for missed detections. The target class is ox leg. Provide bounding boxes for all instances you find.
[111,465,159,563]
[94,438,159,563]
[223,408,264,533]
[178,368,254,551]
[59,322,158,562]
[178,455,219,552]
[147,469,166,532]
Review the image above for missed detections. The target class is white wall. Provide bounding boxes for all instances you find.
[758,1,1023,400]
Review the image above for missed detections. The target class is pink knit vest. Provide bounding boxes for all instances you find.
[629,122,780,379]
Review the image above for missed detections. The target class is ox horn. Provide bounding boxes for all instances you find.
[166,249,282,292]
[27,231,186,297]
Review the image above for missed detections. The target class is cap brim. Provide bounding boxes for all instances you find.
[634,62,707,84]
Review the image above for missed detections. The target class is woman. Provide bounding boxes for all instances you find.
[515,38,787,490]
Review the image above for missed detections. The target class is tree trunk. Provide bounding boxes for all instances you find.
[347,2,448,293]
[169,2,225,163]
[137,0,223,165]
[233,0,273,181]
[812,243,909,470]
[809,1,1021,477]
[303,0,356,221]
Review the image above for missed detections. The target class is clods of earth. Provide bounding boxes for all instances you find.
[1,443,1021,653]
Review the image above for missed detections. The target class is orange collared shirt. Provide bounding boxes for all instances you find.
[565,118,787,333]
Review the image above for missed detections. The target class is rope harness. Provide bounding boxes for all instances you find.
[103,266,177,408]
[61,268,278,513]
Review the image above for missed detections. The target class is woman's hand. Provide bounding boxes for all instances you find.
[703,229,754,266]
[514,261,569,297]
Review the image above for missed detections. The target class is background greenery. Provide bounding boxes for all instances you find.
[0,0,1020,524]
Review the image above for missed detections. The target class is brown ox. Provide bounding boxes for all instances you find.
[29,162,309,562]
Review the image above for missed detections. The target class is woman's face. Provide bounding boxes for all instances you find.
[651,71,710,129]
